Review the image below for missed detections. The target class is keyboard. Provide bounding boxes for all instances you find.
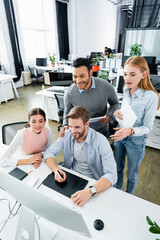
[47,89,64,94]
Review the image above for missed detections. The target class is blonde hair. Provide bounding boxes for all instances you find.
[124,56,160,109]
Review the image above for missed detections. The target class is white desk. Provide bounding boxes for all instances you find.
[0,144,160,240]
[35,86,67,121]
[0,74,19,103]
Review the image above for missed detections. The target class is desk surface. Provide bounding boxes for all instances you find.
[0,74,17,81]
[0,144,160,240]
[35,86,68,98]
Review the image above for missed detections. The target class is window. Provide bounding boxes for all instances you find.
[17,0,56,63]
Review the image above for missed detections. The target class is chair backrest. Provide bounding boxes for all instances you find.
[2,122,28,145]
[54,94,64,123]
[54,93,64,111]
[28,66,37,77]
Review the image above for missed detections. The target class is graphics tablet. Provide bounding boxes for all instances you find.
[42,169,88,198]
[8,168,28,180]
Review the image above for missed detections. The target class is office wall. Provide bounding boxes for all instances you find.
[68,0,118,58]
[124,29,160,62]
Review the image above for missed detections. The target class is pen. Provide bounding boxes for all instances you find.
[57,170,64,179]
[28,170,33,175]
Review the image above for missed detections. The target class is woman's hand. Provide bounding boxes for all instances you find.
[71,188,92,206]
[110,127,131,141]
[28,154,42,165]
[113,109,123,120]
[59,126,69,138]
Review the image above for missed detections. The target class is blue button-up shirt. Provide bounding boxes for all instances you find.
[123,86,159,136]
[44,128,117,185]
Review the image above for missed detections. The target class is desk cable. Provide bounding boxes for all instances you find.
[0,199,21,233]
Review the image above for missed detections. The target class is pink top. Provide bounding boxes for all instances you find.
[21,127,49,154]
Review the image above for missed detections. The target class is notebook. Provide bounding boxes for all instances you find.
[42,169,88,198]
[8,167,28,180]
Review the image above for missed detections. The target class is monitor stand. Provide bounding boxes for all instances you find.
[0,205,58,240]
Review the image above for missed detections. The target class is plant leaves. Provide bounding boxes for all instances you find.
[154,221,160,228]
[146,216,154,225]
[149,226,160,234]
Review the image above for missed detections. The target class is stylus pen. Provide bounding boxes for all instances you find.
[57,170,64,179]
[28,170,33,175]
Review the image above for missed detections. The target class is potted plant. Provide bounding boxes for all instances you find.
[130,43,142,56]
[49,52,56,67]
[92,52,104,72]
[98,70,109,80]
[146,216,160,240]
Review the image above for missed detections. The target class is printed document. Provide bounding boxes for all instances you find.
[116,99,137,128]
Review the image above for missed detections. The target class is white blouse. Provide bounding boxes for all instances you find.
[0,127,52,167]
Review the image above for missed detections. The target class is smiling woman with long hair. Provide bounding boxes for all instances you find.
[0,108,52,169]
[110,56,160,194]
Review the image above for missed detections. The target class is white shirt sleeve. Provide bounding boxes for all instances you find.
[0,130,23,167]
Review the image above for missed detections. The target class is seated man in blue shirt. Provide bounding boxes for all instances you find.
[44,106,117,206]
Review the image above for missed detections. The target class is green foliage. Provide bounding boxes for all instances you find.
[146,216,160,240]
[49,52,56,63]
[98,70,109,80]
[130,43,142,56]
[92,52,104,66]
[109,53,114,58]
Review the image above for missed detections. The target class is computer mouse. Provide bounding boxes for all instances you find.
[93,219,104,230]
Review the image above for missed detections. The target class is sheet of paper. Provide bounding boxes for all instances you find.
[116,99,137,128]
[89,116,106,123]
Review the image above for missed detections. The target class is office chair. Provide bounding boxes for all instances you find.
[2,122,27,145]
[28,66,44,84]
[54,93,64,131]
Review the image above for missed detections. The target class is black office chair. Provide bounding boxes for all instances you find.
[2,122,27,145]
[54,93,64,131]
[28,66,44,84]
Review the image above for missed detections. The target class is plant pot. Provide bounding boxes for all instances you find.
[92,65,100,72]
[51,63,55,67]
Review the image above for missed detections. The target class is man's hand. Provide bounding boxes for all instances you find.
[98,114,109,124]
[71,188,92,206]
[110,127,131,141]
[59,126,69,137]
[54,169,66,182]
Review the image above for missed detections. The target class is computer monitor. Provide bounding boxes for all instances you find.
[49,72,73,86]
[90,52,101,59]
[36,58,47,67]
[0,169,91,239]
[122,56,129,65]
[117,76,124,94]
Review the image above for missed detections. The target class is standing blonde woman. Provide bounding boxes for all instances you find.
[0,108,52,168]
[110,56,160,194]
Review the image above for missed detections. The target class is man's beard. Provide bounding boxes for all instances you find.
[72,128,86,141]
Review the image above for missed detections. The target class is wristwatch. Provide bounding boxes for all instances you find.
[89,186,96,196]
[130,128,135,136]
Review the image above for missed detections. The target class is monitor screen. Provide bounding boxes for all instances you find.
[49,72,73,86]
[122,56,129,65]
[143,56,156,64]
[90,52,101,59]
[117,75,124,94]
[0,169,91,239]
[36,58,47,67]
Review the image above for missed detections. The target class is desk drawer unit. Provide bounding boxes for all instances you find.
[146,117,160,149]
[0,82,14,102]
[45,96,59,121]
